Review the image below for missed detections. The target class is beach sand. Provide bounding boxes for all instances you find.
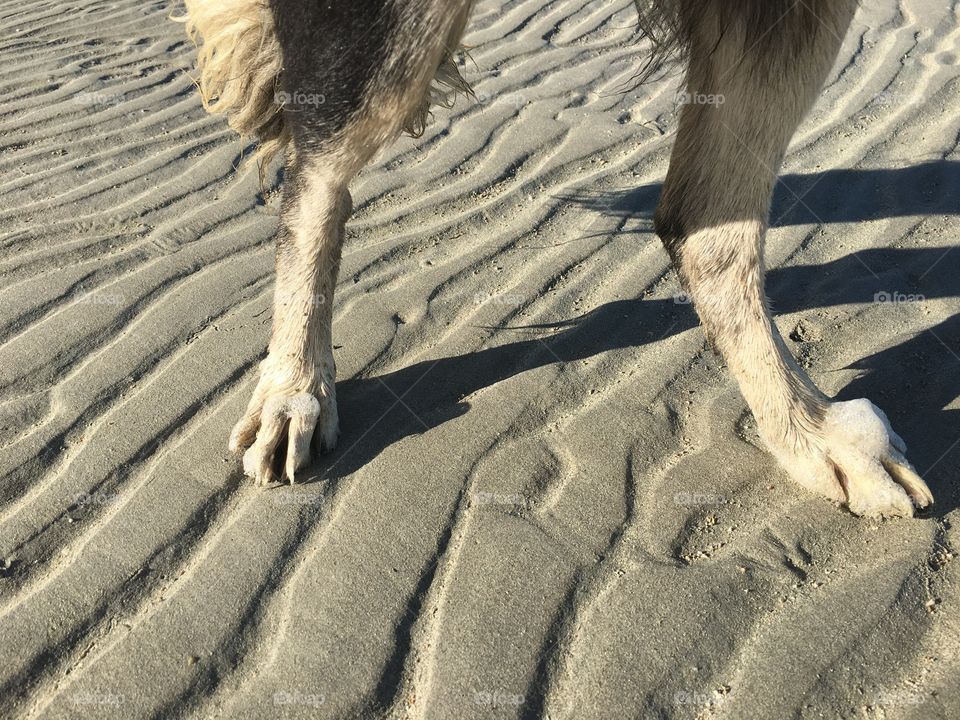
[0,0,958,717]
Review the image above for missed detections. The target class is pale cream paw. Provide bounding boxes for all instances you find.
[229,365,339,485]
[768,399,934,518]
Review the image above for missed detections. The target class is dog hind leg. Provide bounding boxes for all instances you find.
[654,0,934,516]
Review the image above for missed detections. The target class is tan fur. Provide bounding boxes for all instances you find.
[176,0,287,171]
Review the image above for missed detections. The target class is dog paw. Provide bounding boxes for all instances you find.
[229,365,339,485]
[770,399,934,518]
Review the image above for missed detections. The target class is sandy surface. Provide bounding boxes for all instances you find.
[1,0,959,718]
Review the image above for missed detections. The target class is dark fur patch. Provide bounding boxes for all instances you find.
[272,0,394,140]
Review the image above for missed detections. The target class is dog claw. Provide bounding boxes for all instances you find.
[233,387,332,485]
[771,399,934,518]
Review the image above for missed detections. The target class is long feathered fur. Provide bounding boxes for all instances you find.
[630,0,692,85]
[176,0,472,172]
[176,0,288,172]
[406,51,475,138]
[630,0,847,86]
